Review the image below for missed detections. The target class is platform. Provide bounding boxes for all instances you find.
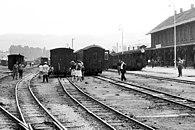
[141,66,195,81]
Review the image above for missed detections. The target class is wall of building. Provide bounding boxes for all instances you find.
[151,21,195,48]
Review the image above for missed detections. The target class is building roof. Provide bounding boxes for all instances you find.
[147,5,195,34]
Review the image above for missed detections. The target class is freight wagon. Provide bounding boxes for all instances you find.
[74,44,109,75]
[50,48,74,76]
[8,54,24,70]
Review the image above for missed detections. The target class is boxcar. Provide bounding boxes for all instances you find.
[50,48,74,76]
[41,57,49,65]
[74,44,109,75]
[0,60,8,66]
[110,48,146,71]
[8,54,24,70]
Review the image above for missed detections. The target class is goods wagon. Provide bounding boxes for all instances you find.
[41,57,49,65]
[0,60,8,66]
[110,48,146,71]
[34,57,49,65]
[8,54,24,70]
[74,44,109,75]
[50,48,74,76]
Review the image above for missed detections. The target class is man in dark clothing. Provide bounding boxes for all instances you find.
[177,58,184,77]
[120,61,126,81]
[117,60,121,75]
[18,63,24,79]
[12,62,19,80]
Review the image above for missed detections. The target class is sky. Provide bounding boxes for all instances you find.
[0,0,194,51]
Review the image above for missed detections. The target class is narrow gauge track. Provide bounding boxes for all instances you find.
[0,105,28,130]
[96,75,195,112]
[16,73,67,130]
[0,69,35,130]
[108,69,195,85]
[60,78,155,130]
[31,76,113,130]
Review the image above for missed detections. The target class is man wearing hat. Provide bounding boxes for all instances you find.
[42,62,50,83]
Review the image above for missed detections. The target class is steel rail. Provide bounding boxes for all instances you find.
[15,74,31,126]
[108,69,195,85]
[59,78,155,130]
[28,73,67,130]
[96,75,195,111]
[58,78,116,130]
[0,106,29,130]
[15,72,67,130]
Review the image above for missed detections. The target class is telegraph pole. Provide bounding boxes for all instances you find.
[72,38,74,50]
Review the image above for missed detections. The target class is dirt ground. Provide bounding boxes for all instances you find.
[73,73,195,130]
[1,65,195,130]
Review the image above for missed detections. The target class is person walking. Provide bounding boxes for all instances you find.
[117,60,121,75]
[18,63,24,79]
[120,61,126,81]
[38,64,43,79]
[42,62,50,83]
[70,61,76,81]
[80,61,85,80]
[177,58,184,77]
[76,61,82,82]
[12,62,19,80]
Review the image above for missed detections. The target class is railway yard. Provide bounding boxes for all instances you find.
[1,65,195,130]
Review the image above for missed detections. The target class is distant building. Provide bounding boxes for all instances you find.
[147,4,195,67]
[148,4,195,48]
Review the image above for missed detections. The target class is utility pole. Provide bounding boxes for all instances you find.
[116,42,118,53]
[119,25,123,54]
[72,38,75,50]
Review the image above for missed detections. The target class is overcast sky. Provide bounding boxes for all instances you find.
[0,0,194,51]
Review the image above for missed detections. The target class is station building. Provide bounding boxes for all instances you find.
[147,4,195,67]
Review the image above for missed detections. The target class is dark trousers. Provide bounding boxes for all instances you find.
[43,74,48,82]
[121,71,126,81]
[13,71,18,80]
[178,65,183,77]
[178,68,182,77]
[19,70,23,78]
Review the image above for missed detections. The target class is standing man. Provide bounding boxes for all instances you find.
[18,63,24,79]
[120,61,126,81]
[38,64,43,79]
[177,58,184,77]
[12,61,19,80]
[42,62,50,83]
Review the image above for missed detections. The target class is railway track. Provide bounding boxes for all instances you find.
[96,75,195,112]
[30,76,113,130]
[108,69,195,85]
[0,105,28,130]
[16,73,67,129]
[59,78,155,130]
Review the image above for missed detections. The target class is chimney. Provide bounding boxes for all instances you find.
[191,4,194,9]
[180,8,183,13]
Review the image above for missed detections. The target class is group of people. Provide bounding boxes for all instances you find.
[117,60,127,81]
[38,62,53,83]
[70,60,84,82]
[12,61,24,80]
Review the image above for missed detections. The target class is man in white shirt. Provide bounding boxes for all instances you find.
[42,62,50,83]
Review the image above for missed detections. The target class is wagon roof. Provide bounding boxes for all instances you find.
[74,44,105,53]
[110,49,142,56]
[50,47,74,51]
[8,54,24,57]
